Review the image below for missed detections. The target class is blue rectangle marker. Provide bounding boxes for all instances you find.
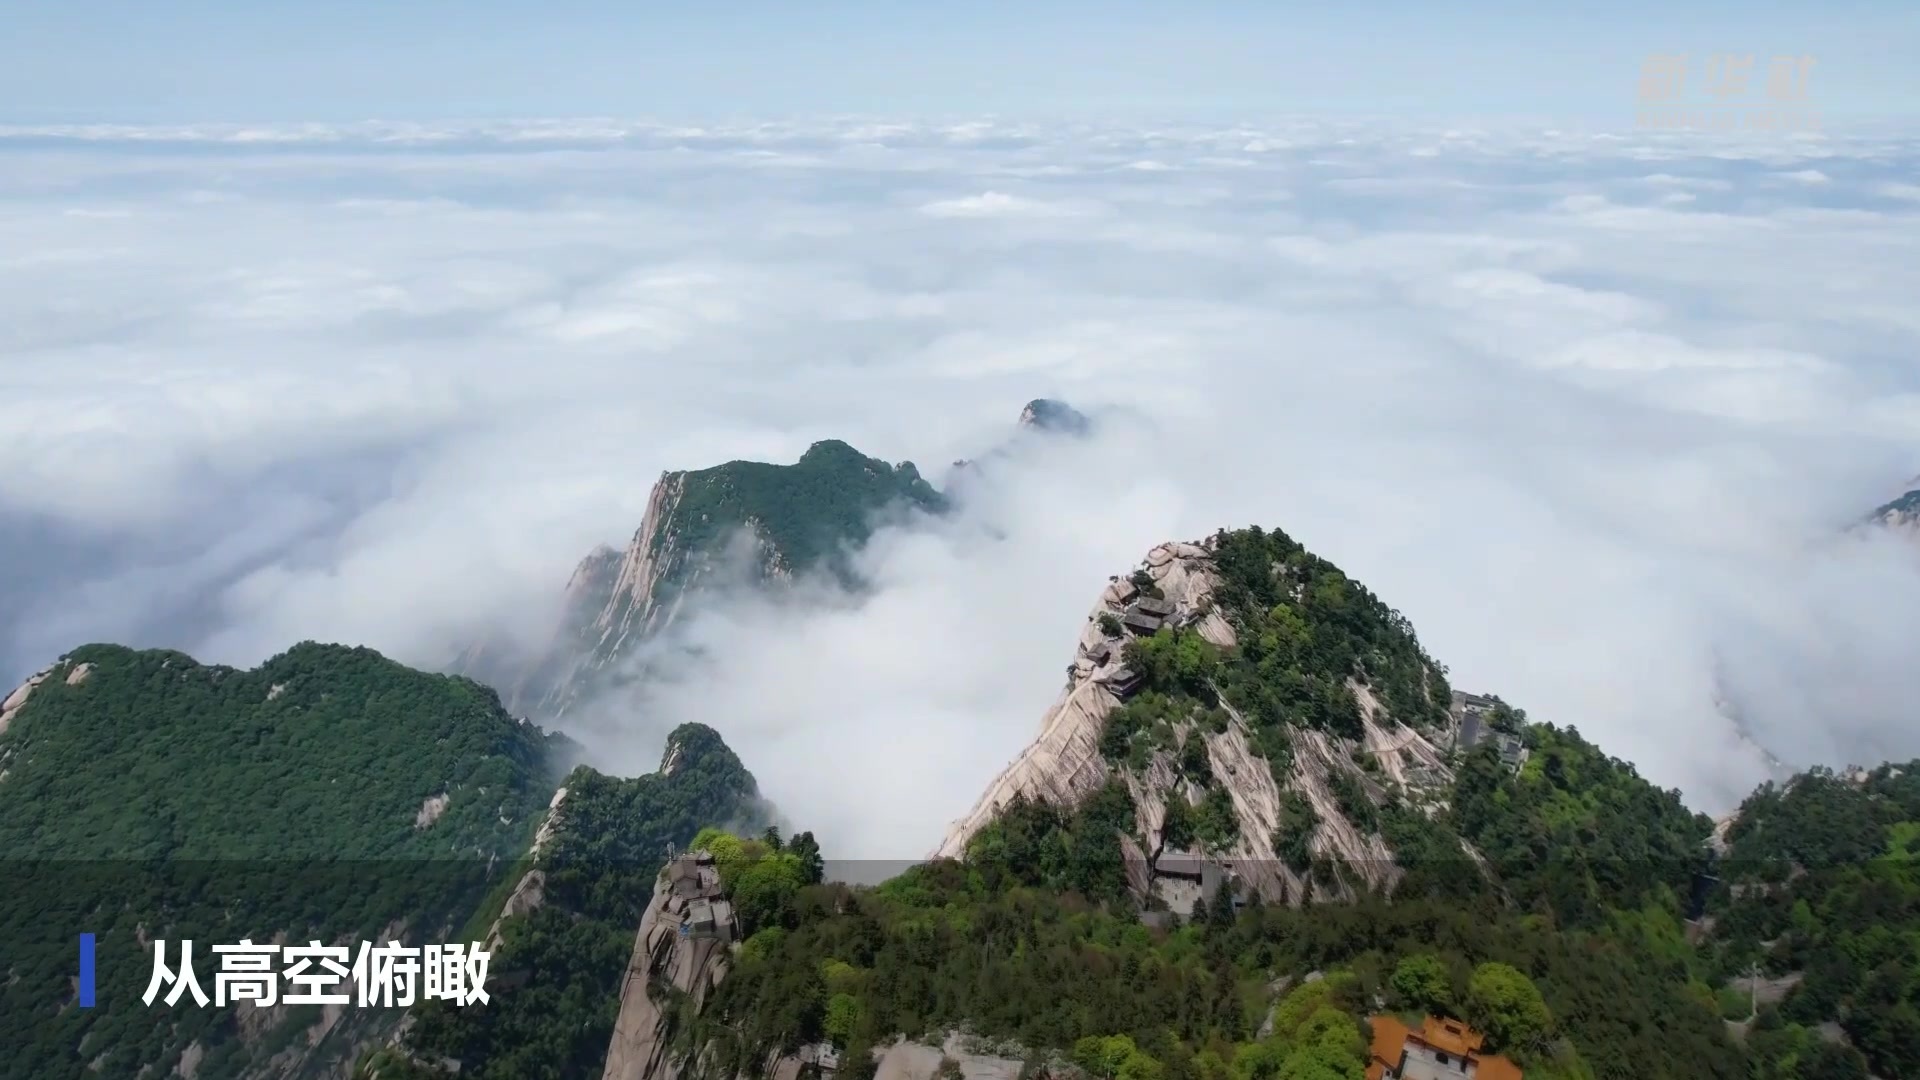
[79,933,95,1008]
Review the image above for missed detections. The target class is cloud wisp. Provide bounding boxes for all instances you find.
[3,118,1920,853]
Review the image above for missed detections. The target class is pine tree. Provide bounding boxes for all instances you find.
[789,830,825,884]
[1206,879,1237,930]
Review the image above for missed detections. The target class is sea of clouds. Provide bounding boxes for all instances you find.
[3,117,1919,856]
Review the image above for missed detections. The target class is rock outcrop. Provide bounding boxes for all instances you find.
[0,663,58,735]
[462,474,706,721]
[413,793,450,830]
[1,657,96,752]
[872,1034,1030,1080]
[602,851,738,1080]
[935,536,1470,906]
[933,542,1221,860]
[484,784,570,951]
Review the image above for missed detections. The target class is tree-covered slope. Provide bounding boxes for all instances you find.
[693,811,1744,1080]
[364,723,774,1080]
[1206,524,1453,740]
[1446,716,1713,923]
[0,642,562,860]
[1702,762,1920,1079]
[0,643,570,1080]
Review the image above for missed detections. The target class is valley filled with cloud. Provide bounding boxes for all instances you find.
[4,117,1918,856]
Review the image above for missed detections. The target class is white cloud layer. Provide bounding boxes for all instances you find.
[4,118,1920,855]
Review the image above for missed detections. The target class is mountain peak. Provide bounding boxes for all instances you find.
[797,437,862,463]
[658,721,748,780]
[461,437,946,721]
[936,528,1465,908]
[1869,485,1920,529]
[1017,397,1091,436]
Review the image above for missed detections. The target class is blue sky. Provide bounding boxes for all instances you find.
[5,0,1917,122]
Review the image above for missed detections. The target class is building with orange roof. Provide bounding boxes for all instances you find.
[1365,1014,1523,1080]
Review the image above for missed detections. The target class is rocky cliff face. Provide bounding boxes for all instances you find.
[467,472,711,721]
[465,441,945,721]
[933,543,1227,859]
[601,853,736,1080]
[936,536,1476,907]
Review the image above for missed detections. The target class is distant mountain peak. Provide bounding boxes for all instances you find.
[944,397,1095,490]
[1017,397,1091,436]
[460,438,946,721]
[1867,484,1920,531]
[798,438,862,462]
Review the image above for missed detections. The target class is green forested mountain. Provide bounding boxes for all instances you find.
[0,645,767,1080]
[0,642,564,861]
[0,642,566,1080]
